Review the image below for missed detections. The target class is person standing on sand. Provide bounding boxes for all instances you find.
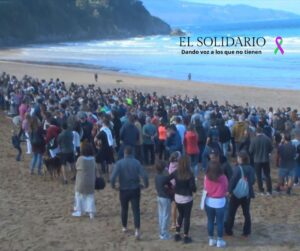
[184,125,200,180]
[57,122,76,184]
[72,143,96,219]
[232,114,247,156]
[94,117,115,179]
[168,151,181,230]
[29,116,45,175]
[165,124,182,159]
[249,126,273,195]
[119,114,140,159]
[94,73,98,82]
[168,156,196,244]
[275,133,296,195]
[204,161,228,248]
[175,117,186,145]
[142,117,157,166]
[158,120,167,161]
[155,161,172,240]
[110,146,149,240]
[225,151,256,238]
[78,112,93,145]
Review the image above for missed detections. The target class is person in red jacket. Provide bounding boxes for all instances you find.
[45,119,61,157]
[184,125,200,180]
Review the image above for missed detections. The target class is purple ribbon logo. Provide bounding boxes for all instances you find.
[274,36,284,55]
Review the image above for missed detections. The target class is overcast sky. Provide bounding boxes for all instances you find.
[182,0,300,14]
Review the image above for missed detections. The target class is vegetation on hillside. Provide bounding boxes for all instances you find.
[0,0,171,46]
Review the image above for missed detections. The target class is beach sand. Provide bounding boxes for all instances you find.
[1,114,300,251]
[1,61,300,250]
[0,60,300,110]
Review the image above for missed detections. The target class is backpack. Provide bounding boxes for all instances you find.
[233,166,249,199]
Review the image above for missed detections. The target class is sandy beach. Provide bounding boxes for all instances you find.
[0,60,299,110]
[0,60,300,250]
[1,113,300,251]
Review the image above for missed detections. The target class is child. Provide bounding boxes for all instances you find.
[155,161,172,240]
[168,151,181,229]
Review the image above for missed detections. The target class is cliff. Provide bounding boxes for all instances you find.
[0,0,171,46]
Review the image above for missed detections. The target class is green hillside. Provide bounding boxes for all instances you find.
[0,0,171,46]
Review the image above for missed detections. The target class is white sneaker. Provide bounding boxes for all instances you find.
[209,238,216,246]
[122,227,128,233]
[89,213,95,219]
[135,229,141,240]
[217,239,226,248]
[72,211,82,217]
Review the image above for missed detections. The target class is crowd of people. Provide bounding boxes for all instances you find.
[1,71,300,247]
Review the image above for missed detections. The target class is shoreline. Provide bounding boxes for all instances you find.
[0,60,299,109]
[0,59,297,91]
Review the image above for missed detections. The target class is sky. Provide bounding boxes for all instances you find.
[183,0,300,14]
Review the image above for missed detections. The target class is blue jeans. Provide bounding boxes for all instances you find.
[189,154,199,178]
[157,197,171,239]
[294,164,300,183]
[31,153,43,173]
[205,205,225,238]
[202,146,210,171]
[222,141,230,157]
[224,198,229,223]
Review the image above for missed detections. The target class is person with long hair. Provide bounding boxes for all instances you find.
[168,156,196,244]
[29,115,45,175]
[168,151,181,230]
[204,161,228,248]
[72,143,96,219]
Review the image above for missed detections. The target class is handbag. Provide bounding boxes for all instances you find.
[95,176,106,190]
[200,190,207,210]
[200,176,207,210]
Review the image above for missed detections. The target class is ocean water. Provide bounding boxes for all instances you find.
[1,19,300,89]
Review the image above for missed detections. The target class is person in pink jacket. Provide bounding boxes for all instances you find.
[204,161,228,248]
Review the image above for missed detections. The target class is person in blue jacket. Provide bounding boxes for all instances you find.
[165,124,182,159]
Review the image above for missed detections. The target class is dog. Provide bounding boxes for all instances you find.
[43,156,61,179]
